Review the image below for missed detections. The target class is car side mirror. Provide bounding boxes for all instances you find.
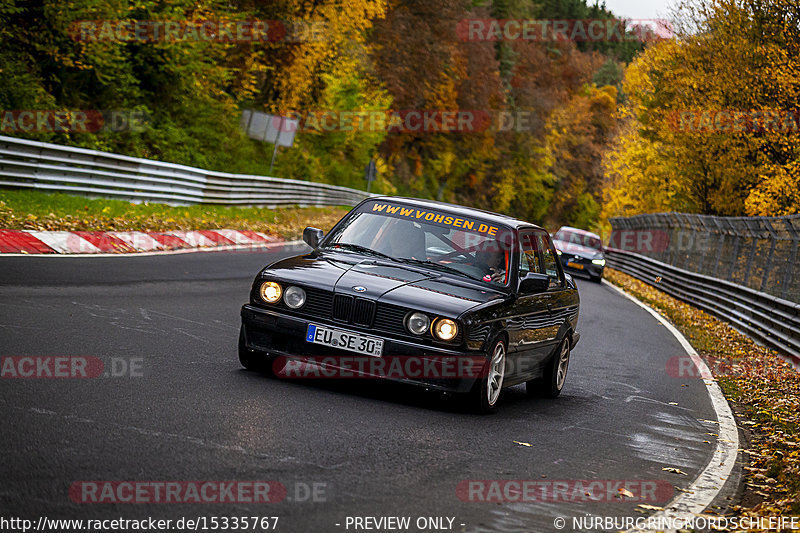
[303,227,324,249]
[518,272,550,294]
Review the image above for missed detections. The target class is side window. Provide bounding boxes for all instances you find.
[536,232,561,285]
[518,232,543,275]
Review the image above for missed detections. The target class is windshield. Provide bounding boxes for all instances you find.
[554,229,602,251]
[323,202,513,286]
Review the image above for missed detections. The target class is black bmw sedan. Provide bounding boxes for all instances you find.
[552,226,606,282]
[239,197,581,412]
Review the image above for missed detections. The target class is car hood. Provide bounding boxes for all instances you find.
[553,239,603,259]
[261,252,505,317]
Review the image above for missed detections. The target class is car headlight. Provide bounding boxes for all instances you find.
[406,312,430,335]
[433,318,458,341]
[260,281,282,304]
[284,286,306,309]
[591,258,606,266]
[556,250,562,255]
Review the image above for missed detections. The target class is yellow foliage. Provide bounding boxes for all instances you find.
[273,0,387,113]
[603,0,800,218]
[746,161,800,216]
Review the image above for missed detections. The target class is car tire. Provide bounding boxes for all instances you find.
[238,326,276,376]
[526,336,570,398]
[470,338,507,413]
[590,274,603,283]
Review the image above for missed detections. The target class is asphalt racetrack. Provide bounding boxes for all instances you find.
[0,249,724,532]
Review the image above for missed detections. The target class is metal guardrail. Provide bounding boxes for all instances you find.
[0,135,372,207]
[609,212,800,303]
[606,248,800,366]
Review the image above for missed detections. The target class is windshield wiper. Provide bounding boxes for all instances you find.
[323,243,394,260]
[396,258,484,283]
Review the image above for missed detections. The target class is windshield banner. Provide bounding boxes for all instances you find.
[364,201,502,238]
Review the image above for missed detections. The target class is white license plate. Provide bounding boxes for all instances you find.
[305,324,384,357]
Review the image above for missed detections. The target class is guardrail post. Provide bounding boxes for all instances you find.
[697,215,710,273]
[742,218,761,287]
[676,215,697,270]
[668,212,681,266]
[727,220,742,282]
[759,219,778,293]
[782,218,799,300]
[711,217,726,278]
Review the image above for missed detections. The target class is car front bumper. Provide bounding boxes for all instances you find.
[240,304,484,393]
[560,257,604,279]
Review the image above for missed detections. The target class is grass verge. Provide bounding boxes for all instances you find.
[605,268,800,521]
[0,189,349,239]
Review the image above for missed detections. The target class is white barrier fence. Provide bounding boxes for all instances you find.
[0,135,371,207]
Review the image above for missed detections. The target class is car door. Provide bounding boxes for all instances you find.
[531,230,569,361]
[504,230,561,381]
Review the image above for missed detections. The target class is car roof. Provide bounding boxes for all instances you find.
[556,226,601,240]
[368,196,542,231]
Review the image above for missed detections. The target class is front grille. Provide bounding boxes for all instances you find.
[333,294,353,321]
[332,295,376,327]
[301,288,334,317]
[374,304,408,331]
[352,298,376,327]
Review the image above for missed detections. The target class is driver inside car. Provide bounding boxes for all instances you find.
[487,252,507,283]
[474,248,507,284]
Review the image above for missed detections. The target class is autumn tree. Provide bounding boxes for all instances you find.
[603,0,800,218]
[370,0,504,206]
[545,84,618,228]
[1,0,648,226]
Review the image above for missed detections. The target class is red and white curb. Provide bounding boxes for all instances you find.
[0,229,293,255]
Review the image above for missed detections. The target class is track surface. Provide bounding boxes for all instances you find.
[0,250,721,532]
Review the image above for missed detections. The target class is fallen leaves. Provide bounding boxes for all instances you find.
[662,467,688,476]
[606,268,800,521]
[512,440,533,447]
[637,504,664,511]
